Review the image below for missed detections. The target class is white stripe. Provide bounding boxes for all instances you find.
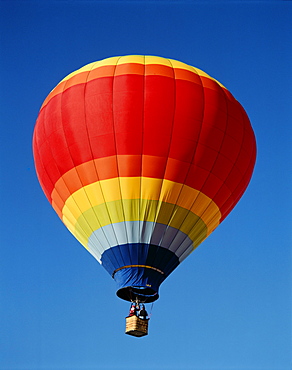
[87,221,194,262]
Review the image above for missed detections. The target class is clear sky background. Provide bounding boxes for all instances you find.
[0,1,291,369]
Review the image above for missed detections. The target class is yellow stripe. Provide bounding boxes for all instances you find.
[60,177,220,248]
[62,213,90,250]
[55,55,225,89]
[59,57,120,83]
[61,177,221,232]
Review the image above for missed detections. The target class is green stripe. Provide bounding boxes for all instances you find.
[71,199,207,246]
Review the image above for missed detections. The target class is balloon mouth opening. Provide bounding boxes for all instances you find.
[117,286,159,303]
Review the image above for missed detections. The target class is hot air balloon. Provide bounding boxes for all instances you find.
[33,55,256,337]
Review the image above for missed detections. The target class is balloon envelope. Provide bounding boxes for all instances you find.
[33,56,256,302]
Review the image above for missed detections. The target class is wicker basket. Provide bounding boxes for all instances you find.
[125,315,149,337]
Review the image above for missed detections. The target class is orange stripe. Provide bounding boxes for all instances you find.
[174,68,202,83]
[87,64,117,81]
[145,64,174,78]
[63,71,89,90]
[112,265,165,277]
[115,63,145,76]
[41,63,219,110]
[41,66,116,109]
[50,155,200,211]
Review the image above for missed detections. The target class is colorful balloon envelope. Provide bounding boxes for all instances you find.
[33,55,256,303]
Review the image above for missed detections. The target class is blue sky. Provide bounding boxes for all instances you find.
[0,1,291,369]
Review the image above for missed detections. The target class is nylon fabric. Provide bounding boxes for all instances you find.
[67,199,208,248]
[33,55,256,302]
[87,221,194,262]
[101,243,180,298]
